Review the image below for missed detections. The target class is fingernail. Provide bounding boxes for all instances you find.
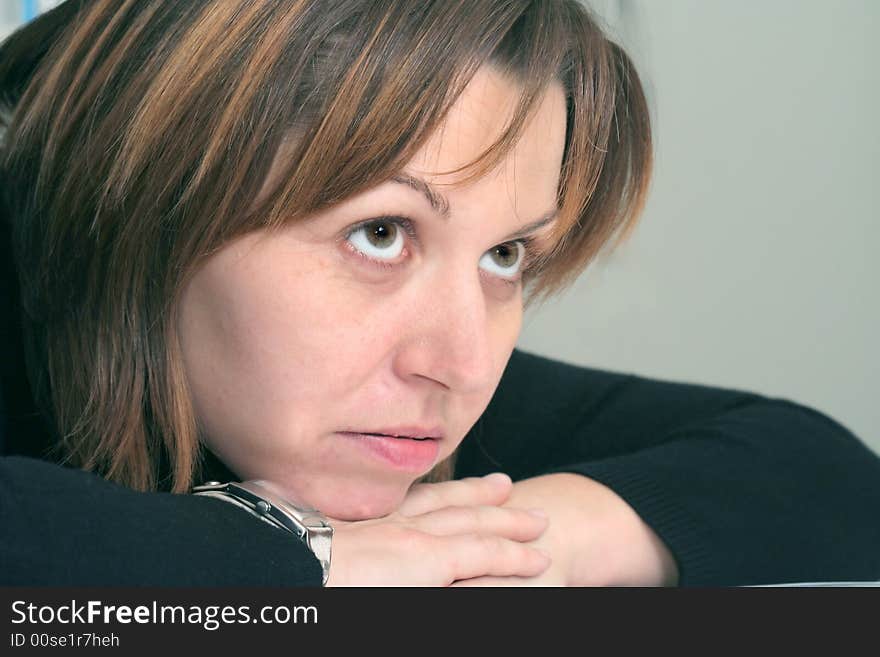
[483,472,511,485]
[527,508,548,519]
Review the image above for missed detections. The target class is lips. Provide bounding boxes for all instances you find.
[340,425,444,441]
[359,432,431,441]
[336,431,441,471]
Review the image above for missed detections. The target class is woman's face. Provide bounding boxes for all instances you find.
[177,66,566,519]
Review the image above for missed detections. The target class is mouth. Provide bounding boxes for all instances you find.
[356,432,434,441]
[335,431,441,471]
[339,425,444,441]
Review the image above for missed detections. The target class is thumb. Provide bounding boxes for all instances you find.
[398,473,513,516]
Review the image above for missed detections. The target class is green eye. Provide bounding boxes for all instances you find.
[347,219,405,260]
[492,243,519,267]
[479,242,525,279]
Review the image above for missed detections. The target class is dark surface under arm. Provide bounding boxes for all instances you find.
[454,348,880,585]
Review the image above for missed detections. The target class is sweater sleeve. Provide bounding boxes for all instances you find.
[0,455,323,586]
[454,348,880,586]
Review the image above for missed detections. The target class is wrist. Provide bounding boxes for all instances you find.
[564,474,679,586]
[508,473,679,586]
[192,480,333,585]
[504,474,583,586]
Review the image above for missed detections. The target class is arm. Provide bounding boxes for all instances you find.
[0,455,324,585]
[0,456,552,586]
[454,348,880,586]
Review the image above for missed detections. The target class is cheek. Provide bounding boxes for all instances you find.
[178,250,403,437]
[178,233,523,484]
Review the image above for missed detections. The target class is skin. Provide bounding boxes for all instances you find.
[178,66,678,585]
[177,66,563,519]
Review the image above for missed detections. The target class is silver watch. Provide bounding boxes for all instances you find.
[192,480,333,585]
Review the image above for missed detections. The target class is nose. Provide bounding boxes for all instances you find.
[392,266,500,394]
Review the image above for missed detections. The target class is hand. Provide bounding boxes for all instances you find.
[451,473,680,587]
[323,473,552,586]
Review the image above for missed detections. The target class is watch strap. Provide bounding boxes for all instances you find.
[192,480,332,585]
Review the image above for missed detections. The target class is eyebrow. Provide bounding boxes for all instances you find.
[390,173,558,242]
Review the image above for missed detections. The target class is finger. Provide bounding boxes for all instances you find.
[398,473,513,516]
[450,576,542,587]
[438,533,551,583]
[411,505,548,542]
[323,517,353,528]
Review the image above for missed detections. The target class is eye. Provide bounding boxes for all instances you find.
[345,218,408,262]
[479,241,525,280]
[343,215,536,284]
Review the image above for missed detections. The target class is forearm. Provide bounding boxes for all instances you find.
[458,350,880,585]
[0,456,323,585]
[506,473,679,586]
[544,400,880,585]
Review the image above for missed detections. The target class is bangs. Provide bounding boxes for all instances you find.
[242,3,571,230]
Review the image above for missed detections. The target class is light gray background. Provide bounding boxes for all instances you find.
[519,1,878,454]
[0,1,63,41]
[3,2,877,454]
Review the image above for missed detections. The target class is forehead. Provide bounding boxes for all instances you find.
[254,67,566,218]
[404,66,566,214]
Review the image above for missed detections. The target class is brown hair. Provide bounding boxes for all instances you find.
[0,0,651,493]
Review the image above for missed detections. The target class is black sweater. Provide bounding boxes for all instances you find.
[1,347,879,586]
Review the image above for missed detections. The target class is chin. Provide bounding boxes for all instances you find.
[314,484,408,521]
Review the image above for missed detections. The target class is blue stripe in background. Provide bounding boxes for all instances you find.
[22,0,40,22]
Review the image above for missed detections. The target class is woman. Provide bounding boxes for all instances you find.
[1,0,878,586]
